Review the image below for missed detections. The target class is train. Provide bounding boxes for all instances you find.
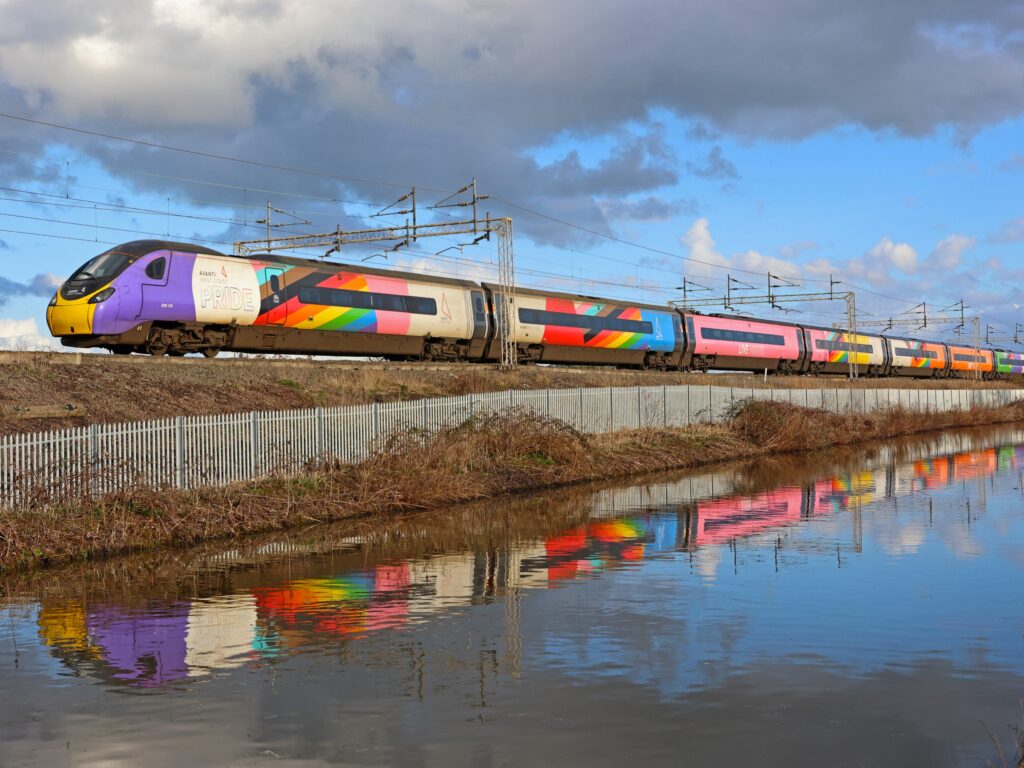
[46,239,1024,378]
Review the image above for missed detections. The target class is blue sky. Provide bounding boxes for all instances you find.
[0,0,1022,347]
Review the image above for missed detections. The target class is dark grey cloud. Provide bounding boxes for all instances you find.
[0,0,1022,246]
[600,196,697,222]
[0,272,61,305]
[686,146,740,182]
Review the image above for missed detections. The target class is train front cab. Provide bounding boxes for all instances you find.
[46,240,206,351]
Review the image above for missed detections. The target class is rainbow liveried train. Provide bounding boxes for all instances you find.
[46,239,1024,378]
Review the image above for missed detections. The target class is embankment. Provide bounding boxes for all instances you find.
[3,398,1024,573]
[2,351,1020,435]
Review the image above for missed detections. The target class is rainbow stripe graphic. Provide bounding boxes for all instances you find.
[253,264,419,335]
[901,340,940,368]
[819,331,872,365]
[535,297,675,352]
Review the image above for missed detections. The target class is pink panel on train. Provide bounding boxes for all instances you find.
[688,314,802,360]
[694,486,806,545]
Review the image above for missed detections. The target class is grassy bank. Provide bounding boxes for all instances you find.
[3,399,1024,572]
[2,352,1021,435]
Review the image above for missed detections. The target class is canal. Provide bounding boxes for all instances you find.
[2,425,1023,766]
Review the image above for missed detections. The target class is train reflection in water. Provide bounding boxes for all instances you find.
[33,433,1020,688]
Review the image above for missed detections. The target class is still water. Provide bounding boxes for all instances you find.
[2,427,1024,767]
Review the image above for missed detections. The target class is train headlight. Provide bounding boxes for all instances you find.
[88,286,116,304]
[48,293,58,307]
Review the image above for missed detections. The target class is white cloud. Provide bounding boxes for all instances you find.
[680,218,803,282]
[731,249,801,279]
[0,318,59,350]
[680,218,728,278]
[928,234,974,270]
[865,236,918,274]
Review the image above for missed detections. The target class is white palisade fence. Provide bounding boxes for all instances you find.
[2,384,1022,509]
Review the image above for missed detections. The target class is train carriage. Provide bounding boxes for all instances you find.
[882,336,949,378]
[486,284,683,368]
[238,256,483,360]
[801,326,888,376]
[680,313,804,373]
[946,344,994,379]
[993,350,1024,376]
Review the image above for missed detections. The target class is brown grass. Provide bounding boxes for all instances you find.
[3,400,1024,573]
[2,351,1021,435]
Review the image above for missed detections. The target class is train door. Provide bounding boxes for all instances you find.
[135,253,172,318]
[470,291,489,338]
[264,267,287,325]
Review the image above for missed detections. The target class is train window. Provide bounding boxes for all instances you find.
[894,347,937,359]
[700,327,786,346]
[297,287,437,315]
[145,257,166,280]
[953,353,986,363]
[473,296,485,314]
[517,308,653,335]
[70,252,132,280]
[270,275,281,293]
[815,339,873,354]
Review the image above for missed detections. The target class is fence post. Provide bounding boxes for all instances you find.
[89,423,99,465]
[250,411,259,476]
[637,386,642,428]
[663,385,668,427]
[175,416,185,489]
[315,407,324,455]
[423,398,429,429]
[373,402,380,440]
[546,388,551,417]
[469,392,475,418]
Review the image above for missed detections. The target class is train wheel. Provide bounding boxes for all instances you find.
[202,348,220,359]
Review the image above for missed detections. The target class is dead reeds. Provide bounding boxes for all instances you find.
[3,400,1024,573]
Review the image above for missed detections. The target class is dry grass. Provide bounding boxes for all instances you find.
[3,400,1024,573]
[2,352,1021,435]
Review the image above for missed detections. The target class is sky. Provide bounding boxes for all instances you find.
[0,0,1023,349]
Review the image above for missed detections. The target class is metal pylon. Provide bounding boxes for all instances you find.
[495,218,517,370]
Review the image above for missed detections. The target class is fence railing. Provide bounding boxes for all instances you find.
[3,384,1022,508]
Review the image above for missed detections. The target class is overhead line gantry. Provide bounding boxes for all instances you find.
[234,179,518,370]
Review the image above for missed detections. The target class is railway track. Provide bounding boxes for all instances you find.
[0,349,623,374]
